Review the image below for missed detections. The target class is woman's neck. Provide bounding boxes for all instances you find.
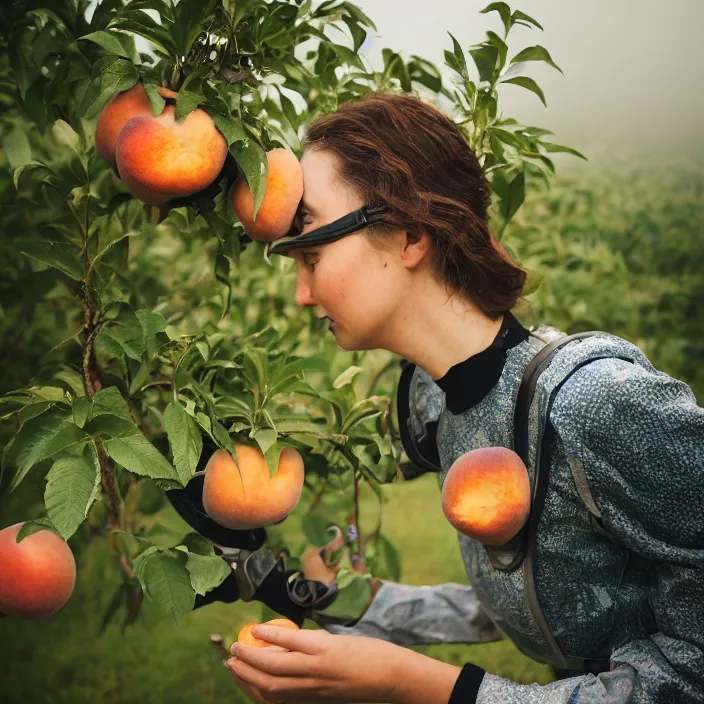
[379,277,505,380]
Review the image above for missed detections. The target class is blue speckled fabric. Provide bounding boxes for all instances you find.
[324,327,704,703]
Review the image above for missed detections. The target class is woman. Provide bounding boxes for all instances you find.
[225,93,704,703]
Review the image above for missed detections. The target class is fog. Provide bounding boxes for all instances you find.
[352,0,704,155]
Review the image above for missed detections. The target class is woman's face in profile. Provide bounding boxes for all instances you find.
[288,148,409,352]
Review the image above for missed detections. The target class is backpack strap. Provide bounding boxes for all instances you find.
[489,331,635,673]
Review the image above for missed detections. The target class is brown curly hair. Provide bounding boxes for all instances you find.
[303,93,526,319]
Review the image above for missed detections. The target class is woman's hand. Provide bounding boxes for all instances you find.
[226,624,461,704]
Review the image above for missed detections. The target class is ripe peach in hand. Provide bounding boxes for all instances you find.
[231,148,304,241]
[0,523,76,619]
[441,447,531,546]
[202,445,305,530]
[237,618,300,651]
[115,104,228,205]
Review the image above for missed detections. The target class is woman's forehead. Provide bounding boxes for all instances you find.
[300,149,361,213]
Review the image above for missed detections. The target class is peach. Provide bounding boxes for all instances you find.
[237,618,300,651]
[95,83,177,167]
[202,445,304,530]
[0,523,76,619]
[231,148,303,241]
[441,447,531,546]
[115,104,228,205]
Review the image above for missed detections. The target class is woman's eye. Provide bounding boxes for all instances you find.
[302,253,319,271]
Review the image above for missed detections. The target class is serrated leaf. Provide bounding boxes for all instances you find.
[501,76,546,106]
[230,139,268,221]
[84,58,139,120]
[176,548,230,596]
[104,433,179,482]
[163,402,202,486]
[342,397,387,433]
[134,551,195,625]
[210,113,247,146]
[510,45,563,74]
[4,409,87,493]
[20,241,84,281]
[45,444,101,540]
[92,386,134,423]
[333,365,363,389]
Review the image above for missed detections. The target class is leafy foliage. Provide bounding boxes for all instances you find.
[0,0,590,625]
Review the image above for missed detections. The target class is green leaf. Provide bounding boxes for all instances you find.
[333,365,363,389]
[175,89,204,122]
[510,45,563,74]
[371,533,401,581]
[230,139,268,221]
[342,397,387,434]
[20,241,84,281]
[501,76,547,106]
[13,162,58,191]
[480,2,512,35]
[72,396,93,428]
[542,142,587,160]
[446,33,468,81]
[3,127,32,171]
[104,433,179,483]
[4,409,87,493]
[163,402,202,486]
[45,444,101,540]
[469,45,499,83]
[495,171,525,225]
[16,517,57,543]
[80,31,141,64]
[210,113,247,146]
[143,82,166,115]
[92,386,134,423]
[302,514,334,547]
[511,10,544,31]
[176,548,230,596]
[84,58,139,120]
[134,551,195,625]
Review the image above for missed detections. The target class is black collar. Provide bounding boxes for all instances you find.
[434,312,530,415]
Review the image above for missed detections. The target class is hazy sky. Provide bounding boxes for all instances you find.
[351,0,704,154]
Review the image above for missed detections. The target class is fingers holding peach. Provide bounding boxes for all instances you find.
[237,618,300,651]
[441,447,531,546]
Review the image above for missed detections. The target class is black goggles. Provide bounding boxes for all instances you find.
[269,204,389,255]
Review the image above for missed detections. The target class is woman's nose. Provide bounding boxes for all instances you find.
[295,270,316,307]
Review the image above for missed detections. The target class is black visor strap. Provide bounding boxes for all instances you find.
[269,205,389,254]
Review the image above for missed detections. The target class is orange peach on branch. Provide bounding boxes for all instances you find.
[0,523,76,620]
[202,444,305,530]
[231,148,304,241]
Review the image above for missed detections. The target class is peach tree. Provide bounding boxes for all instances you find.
[0,0,580,627]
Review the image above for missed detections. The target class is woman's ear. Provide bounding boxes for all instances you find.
[400,230,432,269]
